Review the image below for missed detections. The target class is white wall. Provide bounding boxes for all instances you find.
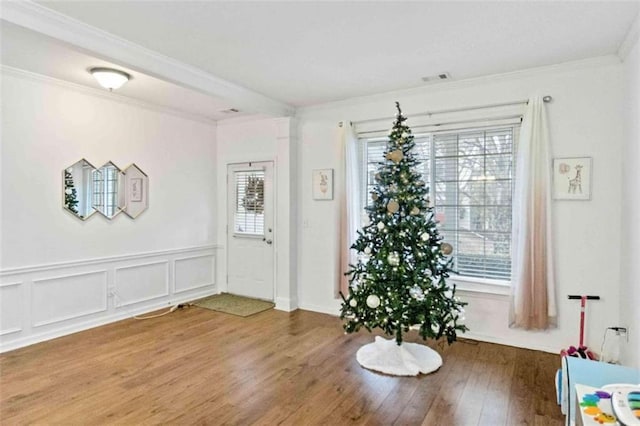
[620,30,640,368]
[0,70,218,352]
[216,117,297,311]
[296,57,626,354]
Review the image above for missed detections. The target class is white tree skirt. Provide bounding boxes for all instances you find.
[356,336,443,376]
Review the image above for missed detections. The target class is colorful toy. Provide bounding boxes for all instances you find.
[609,386,640,425]
[594,412,617,424]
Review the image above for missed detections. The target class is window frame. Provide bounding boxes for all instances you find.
[359,121,520,289]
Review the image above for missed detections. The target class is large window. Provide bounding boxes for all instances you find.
[362,124,518,282]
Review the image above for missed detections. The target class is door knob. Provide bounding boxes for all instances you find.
[265,239,273,245]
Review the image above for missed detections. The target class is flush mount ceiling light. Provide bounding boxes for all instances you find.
[89,67,130,91]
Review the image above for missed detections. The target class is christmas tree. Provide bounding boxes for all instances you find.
[64,169,79,215]
[340,102,468,346]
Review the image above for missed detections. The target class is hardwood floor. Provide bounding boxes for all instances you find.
[0,308,564,425]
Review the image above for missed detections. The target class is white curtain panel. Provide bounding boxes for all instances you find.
[509,97,557,329]
[338,121,361,297]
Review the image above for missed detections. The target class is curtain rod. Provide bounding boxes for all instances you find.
[357,114,523,137]
[352,95,552,126]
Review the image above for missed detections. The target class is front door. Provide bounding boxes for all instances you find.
[226,162,274,301]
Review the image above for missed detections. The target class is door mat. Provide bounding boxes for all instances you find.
[193,293,275,317]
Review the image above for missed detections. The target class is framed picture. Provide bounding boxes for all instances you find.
[130,177,143,202]
[553,157,592,200]
[312,169,333,200]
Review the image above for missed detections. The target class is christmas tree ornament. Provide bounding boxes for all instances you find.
[371,193,379,201]
[65,188,72,195]
[377,222,385,230]
[420,232,430,241]
[364,246,372,255]
[366,294,381,309]
[386,150,404,164]
[387,252,400,266]
[350,298,358,307]
[410,207,420,215]
[387,200,400,213]
[441,243,453,255]
[409,285,425,301]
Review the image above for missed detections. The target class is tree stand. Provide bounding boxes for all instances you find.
[356,336,443,376]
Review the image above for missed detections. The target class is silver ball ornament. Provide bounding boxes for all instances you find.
[366,295,381,309]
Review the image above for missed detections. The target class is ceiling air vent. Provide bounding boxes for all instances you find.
[221,108,240,114]
[421,72,452,83]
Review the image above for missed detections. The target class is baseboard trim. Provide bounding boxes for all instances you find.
[0,287,217,354]
[460,331,558,354]
[296,301,558,354]
[274,297,298,312]
[297,301,341,317]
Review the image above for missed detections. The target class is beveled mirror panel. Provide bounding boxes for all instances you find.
[122,163,149,219]
[63,159,98,220]
[92,161,125,219]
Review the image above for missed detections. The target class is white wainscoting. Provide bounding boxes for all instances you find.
[174,254,216,294]
[0,245,218,353]
[0,282,24,336]
[115,262,169,307]
[32,270,108,328]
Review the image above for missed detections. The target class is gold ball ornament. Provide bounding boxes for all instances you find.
[371,193,379,201]
[386,150,404,164]
[387,252,400,266]
[410,207,420,215]
[387,200,400,213]
[441,242,454,255]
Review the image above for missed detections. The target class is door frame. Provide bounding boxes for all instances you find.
[225,160,277,301]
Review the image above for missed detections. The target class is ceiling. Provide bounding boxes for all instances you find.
[3,1,640,117]
[0,21,256,122]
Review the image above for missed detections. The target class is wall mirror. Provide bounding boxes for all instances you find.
[63,159,98,220]
[63,160,148,220]
[92,161,125,219]
[122,163,149,218]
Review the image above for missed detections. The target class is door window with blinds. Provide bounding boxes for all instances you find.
[233,169,265,236]
[362,123,518,282]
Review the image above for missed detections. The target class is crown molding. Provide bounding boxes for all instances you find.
[1,65,220,126]
[618,12,640,61]
[0,0,294,118]
[297,55,621,115]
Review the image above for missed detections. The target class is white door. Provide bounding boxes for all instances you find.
[227,162,274,301]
